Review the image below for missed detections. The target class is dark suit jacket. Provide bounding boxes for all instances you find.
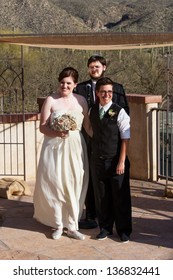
[75,79,129,115]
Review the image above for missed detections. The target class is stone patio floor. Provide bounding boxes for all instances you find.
[0,179,173,260]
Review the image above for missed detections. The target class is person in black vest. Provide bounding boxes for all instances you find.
[76,55,129,229]
[90,77,132,242]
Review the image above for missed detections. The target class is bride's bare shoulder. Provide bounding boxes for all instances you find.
[48,92,59,100]
[44,92,59,103]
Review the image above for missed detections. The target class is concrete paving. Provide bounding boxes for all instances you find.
[0,179,173,260]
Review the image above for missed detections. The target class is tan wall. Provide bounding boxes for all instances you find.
[127,94,162,181]
[0,94,162,182]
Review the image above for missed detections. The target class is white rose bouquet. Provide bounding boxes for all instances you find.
[51,114,77,131]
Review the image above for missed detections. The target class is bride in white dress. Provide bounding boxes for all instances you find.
[33,67,93,240]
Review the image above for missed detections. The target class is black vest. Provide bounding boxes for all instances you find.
[90,103,122,158]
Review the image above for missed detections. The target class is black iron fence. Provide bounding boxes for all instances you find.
[0,47,26,179]
[156,108,173,180]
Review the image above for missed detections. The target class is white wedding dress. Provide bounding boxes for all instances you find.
[33,110,89,231]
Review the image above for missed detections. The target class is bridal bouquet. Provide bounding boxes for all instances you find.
[51,114,77,131]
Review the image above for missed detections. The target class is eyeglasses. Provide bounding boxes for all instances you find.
[99,90,113,95]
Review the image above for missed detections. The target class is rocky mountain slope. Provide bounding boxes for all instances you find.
[0,0,173,34]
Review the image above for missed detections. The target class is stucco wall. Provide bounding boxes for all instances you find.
[127,94,162,181]
[0,94,162,182]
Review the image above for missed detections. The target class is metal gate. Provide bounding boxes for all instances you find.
[0,46,26,179]
[157,52,173,182]
[156,108,173,181]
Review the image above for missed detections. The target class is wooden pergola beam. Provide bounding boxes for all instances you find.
[1,32,173,50]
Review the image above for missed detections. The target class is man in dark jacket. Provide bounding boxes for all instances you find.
[76,55,129,114]
[75,55,129,229]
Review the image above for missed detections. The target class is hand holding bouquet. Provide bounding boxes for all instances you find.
[51,114,77,132]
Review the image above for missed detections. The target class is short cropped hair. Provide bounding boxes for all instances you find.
[87,55,107,67]
[95,77,114,92]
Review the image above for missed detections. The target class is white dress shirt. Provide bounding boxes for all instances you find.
[99,101,130,139]
[91,80,97,102]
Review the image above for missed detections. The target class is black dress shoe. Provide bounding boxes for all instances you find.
[79,219,98,229]
[96,229,113,240]
[119,233,130,243]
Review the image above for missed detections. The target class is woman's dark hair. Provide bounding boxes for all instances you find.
[58,67,79,83]
[95,77,113,91]
[87,55,107,67]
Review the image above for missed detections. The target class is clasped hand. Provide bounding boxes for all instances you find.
[57,130,69,139]
[61,131,69,139]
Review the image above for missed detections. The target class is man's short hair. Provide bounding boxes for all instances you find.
[95,77,113,91]
[87,55,107,67]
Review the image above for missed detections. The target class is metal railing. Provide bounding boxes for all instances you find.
[156,108,173,180]
[0,47,26,179]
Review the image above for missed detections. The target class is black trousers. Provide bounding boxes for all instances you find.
[85,169,96,219]
[90,155,132,236]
